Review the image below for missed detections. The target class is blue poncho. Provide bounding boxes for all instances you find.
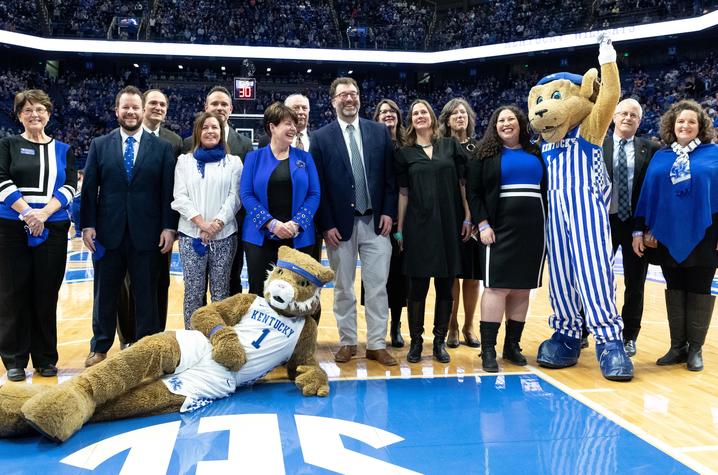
[634,144,718,263]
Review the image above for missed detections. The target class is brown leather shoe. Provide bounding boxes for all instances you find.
[366,348,398,366]
[334,345,357,363]
[84,352,107,368]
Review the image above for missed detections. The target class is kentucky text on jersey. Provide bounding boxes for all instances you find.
[249,308,296,338]
[541,137,577,153]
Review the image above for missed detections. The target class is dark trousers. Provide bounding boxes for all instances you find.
[91,232,161,353]
[229,212,245,295]
[116,251,171,344]
[244,239,314,295]
[662,266,716,294]
[0,219,68,369]
[409,277,453,301]
[610,214,649,341]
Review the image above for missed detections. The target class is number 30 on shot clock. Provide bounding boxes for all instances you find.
[234,78,256,101]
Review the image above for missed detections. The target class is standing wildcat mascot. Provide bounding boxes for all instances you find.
[0,246,334,442]
[528,35,633,381]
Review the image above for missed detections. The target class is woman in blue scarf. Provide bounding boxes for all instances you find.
[172,112,243,329]
[632,100,718,371]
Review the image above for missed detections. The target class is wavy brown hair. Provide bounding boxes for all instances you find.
[659,99,715,145]
[438,98,476,139]
[475,105,539,160]
[405,99,439,146]
[373,98,405,147]
[191,111,228,153]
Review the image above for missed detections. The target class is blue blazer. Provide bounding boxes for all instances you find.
[310,118,397,240]
[80,129,177,251]
[240,145,320,248]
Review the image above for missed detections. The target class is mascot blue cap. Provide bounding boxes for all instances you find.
[536,72,583,86]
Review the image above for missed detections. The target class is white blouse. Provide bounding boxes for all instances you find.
[172,152,243,240]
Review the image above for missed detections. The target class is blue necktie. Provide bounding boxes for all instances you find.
[347,124,370,214]
[616,138,630,221]
[124,136,135,181]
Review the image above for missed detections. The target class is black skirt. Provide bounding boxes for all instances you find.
[481,187,546,288]
[646,214,718,268]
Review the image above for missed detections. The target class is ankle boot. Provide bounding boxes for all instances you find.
[390,307,405,348]
[502,320,527,366]
[657,289,688,365]
[406,300,426,363]
[432,300,453,363]
[480,321,501,372]
[686,292,715,371]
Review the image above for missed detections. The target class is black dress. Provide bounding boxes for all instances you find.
[458,138,481,280]
[396,137,465,278]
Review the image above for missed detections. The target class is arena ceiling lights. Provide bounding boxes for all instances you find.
[1,10,717,65]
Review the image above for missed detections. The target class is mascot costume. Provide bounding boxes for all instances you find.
[527,35,633,381]
[0,246,334,442]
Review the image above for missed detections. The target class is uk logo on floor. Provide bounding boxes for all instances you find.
[0,376,697,474]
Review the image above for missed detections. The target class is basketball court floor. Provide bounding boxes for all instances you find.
[0,238,716,474]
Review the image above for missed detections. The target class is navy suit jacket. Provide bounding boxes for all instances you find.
[81,129,178,251]
[310,118,397,240]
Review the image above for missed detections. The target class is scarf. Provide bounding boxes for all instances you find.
[193,144,226,178]
[669,138,701,196]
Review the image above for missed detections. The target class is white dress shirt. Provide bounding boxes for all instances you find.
[172,152,243,240]
[293,128,310,151]
[610,133,636,214]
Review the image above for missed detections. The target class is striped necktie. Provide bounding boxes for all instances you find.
[346,124,369,214]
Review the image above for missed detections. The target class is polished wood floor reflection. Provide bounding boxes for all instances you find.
[3,238,718,474]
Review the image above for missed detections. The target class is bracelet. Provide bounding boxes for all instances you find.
[631,231,644,238]
[393,231,403,241]
[479,223,491,232]
[268,219,277,234]
[18,208,32,221]
[209,324,224,337]
[463,219,472,225]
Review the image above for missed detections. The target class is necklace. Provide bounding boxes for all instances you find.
[418,142,433,149]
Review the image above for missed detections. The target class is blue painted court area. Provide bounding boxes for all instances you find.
[0,375,694,474]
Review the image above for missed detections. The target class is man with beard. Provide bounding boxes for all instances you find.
[310,77,398,366]
[115,89,183,350]
[81,86,177,367]
[183,86,252,296]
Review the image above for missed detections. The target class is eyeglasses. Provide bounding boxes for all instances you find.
[334,91,359,100]
[378,109,396,115]
[21,107,48,116]
[615,111,640,120]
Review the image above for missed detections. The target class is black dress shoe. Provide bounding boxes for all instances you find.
[34,364,58,377]
[623,340,637,357]
[580,336,589,349]
[6,368,26,382]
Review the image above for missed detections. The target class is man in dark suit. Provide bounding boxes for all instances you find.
[81,86,177,367]
[115,89,183,349]
[310,77,398,366]
[604,98,660,357]
[183,86,253,296]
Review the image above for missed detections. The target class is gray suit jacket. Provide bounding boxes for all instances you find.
[158,126,183,158]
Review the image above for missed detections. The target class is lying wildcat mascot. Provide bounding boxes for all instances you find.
[0,246,334,442]
[527,35,633,381]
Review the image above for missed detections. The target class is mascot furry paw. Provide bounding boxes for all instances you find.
[528,35,633,382]
[0,246,334,442]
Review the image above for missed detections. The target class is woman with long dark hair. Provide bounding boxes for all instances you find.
[467,105,547,372]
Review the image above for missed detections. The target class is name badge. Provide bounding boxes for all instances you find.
[20,148,36,156]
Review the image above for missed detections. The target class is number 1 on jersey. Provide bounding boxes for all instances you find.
[251,328,271,349]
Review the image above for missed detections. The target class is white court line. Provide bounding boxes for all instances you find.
[528,365,716,475]
[677,446,718,453]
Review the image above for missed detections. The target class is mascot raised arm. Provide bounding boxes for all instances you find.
[527,35,633,381]
[0,246,334,442]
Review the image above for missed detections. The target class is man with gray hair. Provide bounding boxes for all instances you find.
[258,93,311,150]
[602,98,659,357]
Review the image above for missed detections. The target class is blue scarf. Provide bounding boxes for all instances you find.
[193,144,226,178]
[669,139,700,196]
[635,144,718,263]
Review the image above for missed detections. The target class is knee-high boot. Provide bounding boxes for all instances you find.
[406,300,426,363]
[656,289,688,365]
[432,300,452,363]
[390,306,405,348]
[480,321,501,372]
[502,319,527,366]
[686,292,715,371]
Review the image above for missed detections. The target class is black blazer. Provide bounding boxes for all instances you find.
[310,118,397,240]
[81,129,178,251]
[603,134,660,211]
[467,149,547,226]
[183,124,253,160]
[158,126,183,158]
